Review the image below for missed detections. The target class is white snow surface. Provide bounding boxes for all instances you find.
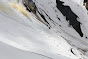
[33,0,88,53]
[0,0,88,59]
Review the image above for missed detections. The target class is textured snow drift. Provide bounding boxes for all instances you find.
[0,0,88,59]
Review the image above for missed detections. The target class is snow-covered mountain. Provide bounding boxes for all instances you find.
[0,0,88,59]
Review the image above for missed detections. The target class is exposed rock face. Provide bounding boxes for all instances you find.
[22,0,37,13]
[56,0,83,37]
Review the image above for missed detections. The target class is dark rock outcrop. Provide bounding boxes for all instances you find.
[56,0,83,37]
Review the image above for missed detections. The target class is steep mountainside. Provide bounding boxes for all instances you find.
[33,0,88,55]
[0,0,88,59]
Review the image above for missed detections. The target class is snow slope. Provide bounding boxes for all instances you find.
[0,0,88,59]
[33,0,88,55]
[0,41,71,59]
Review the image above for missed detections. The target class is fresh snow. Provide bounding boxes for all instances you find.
[0,0,88,59]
